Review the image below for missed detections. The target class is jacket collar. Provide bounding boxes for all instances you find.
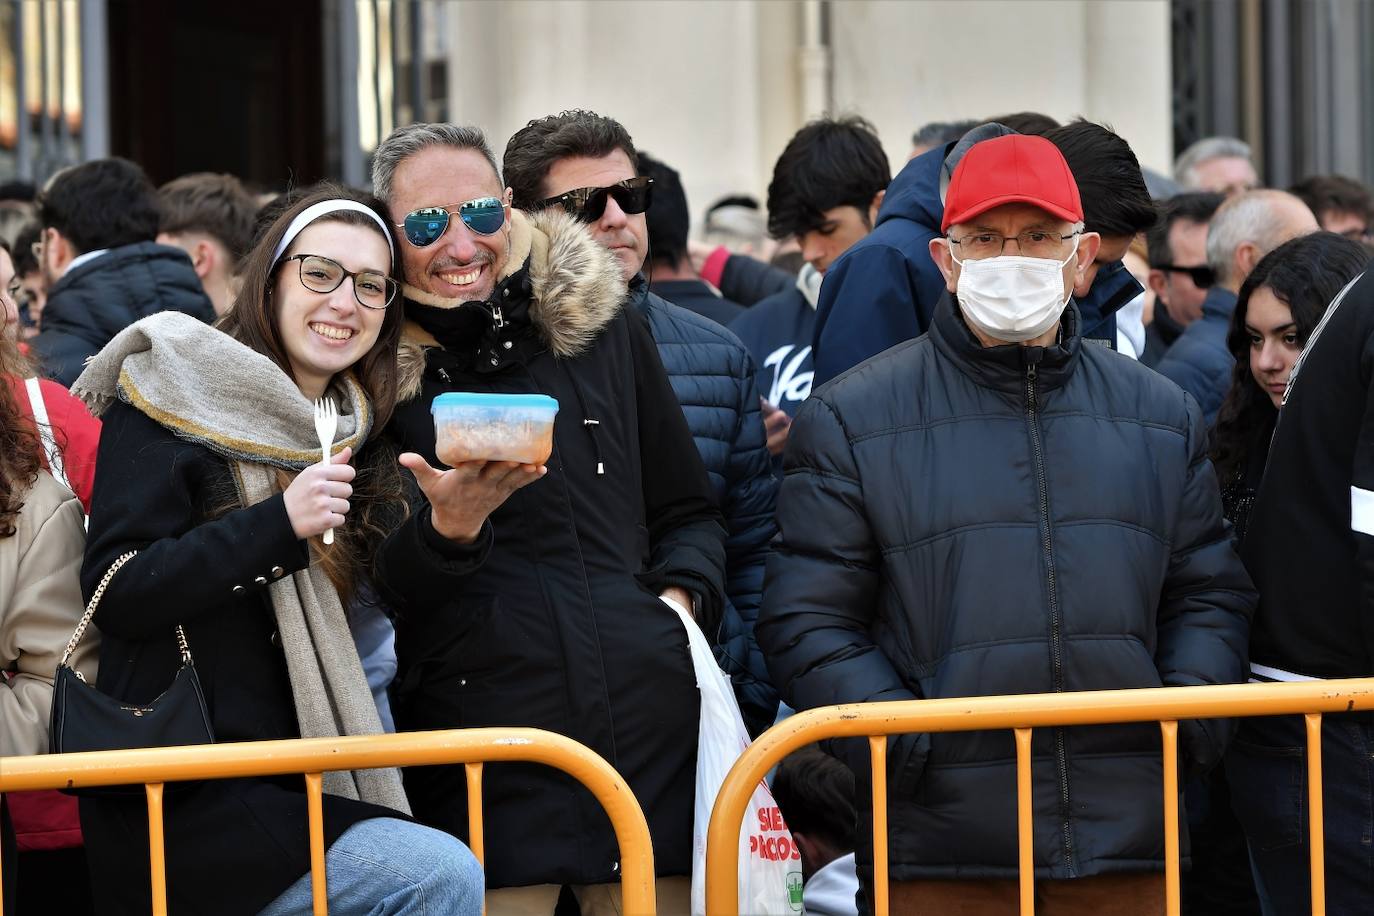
[929,291,1082,393]
[1201,285,1239,321]
[397,208,625,397]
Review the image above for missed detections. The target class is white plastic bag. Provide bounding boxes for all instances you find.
[664,599,804,915]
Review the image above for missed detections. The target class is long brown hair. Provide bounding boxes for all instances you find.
[0,242,43,539]
[217,186,409,602]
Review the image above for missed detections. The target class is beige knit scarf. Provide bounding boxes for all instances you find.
[72,312,410,814]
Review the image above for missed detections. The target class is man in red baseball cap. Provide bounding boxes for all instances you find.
[757,133,1254,914]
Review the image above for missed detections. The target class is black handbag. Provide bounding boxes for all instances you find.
[48,551,215,777]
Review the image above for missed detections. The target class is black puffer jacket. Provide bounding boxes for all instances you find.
[387,210,726,888]
[758,293,1254,885]
[31,242,215,385]
[630,278,779,735]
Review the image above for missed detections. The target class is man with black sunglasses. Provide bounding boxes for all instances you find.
[372,122,726,915]
[505,110,782,745]
[1142,192,1224,367]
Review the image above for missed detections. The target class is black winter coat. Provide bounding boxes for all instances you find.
[387,211,726,888]
[631,278,779,736]
[757,294,1255,885]
[78,403,483,915]
[31,243,215,386]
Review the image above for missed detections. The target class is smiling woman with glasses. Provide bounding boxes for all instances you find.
[69,184,484,916]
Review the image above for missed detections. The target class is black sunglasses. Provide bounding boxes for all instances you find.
[1156,263,1214,288]
[538,176,654,224]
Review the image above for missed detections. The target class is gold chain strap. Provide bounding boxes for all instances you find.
[59,551,195,676]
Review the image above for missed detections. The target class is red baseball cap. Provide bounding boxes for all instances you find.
[941,134,1083,232]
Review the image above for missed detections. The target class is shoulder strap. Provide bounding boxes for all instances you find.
[58,551,193,674]
[25,377,71,492]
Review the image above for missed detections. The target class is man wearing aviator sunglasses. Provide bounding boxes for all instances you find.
[373,122,727,913]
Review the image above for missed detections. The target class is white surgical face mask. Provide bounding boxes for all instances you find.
[952,237,1079,343]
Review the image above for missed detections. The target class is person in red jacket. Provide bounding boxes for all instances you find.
[1,240,100,914]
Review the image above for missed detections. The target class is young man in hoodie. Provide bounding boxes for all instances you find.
[730,117,891,458]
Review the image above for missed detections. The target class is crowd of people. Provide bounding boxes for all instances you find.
[0,107,1371,916]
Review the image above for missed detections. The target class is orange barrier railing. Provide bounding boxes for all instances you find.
[0,728,656,916]
[704,678,1374,916]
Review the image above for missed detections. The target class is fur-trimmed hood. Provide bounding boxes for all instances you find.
[398,208,626,395]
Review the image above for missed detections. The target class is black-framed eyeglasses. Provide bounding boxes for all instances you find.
[278,254,398,310]
[538,176,653,224]
[398,196,507,248]
[1155,263,1215,288]
[947,229,1079,260]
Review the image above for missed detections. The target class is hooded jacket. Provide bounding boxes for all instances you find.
[811,143,1143,387]
[30,242,216,386]
[758,293,1254,885]
[1154,286,1239,425]
[629,277,779,735]
[387,210,727,888]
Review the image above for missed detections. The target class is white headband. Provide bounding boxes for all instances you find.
[271,199,396,265]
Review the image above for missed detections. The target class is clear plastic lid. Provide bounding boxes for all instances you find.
[431,393,559,413]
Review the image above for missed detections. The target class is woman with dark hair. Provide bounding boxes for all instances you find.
[1210,231,1371,543]
[72,185,499,915]
[0,240,92,911]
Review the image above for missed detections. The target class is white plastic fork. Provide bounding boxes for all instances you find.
[313,396,339,545]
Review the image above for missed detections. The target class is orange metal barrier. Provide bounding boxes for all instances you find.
[0,728,656,916]
[705,678,1374,916]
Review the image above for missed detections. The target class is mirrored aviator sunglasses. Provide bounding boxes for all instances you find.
[541,176,654,224]
[401,196,506,247]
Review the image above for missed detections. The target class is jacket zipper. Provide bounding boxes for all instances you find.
[1025,356,1077,877]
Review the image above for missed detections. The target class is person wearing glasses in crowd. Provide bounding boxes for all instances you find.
[28,158,216,387]
[502,111,779,743]
[757,134,1254,915]
[1141,192,1224,367]
[71,185,491,915]
[371,122,725,915]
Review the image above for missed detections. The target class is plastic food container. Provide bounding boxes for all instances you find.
[431,392,559,466]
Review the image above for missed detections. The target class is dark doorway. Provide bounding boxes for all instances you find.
[107,0,325,191]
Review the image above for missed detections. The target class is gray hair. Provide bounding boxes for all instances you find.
[370,123,501,206]
[1174,136,1252,187]
[1205,189,1304,286]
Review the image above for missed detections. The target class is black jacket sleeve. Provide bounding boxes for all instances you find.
[720,255,795,307]
[371,472,492,621]
[626,310,728,635]
[1158,396,1257,773]
[755,394,917,710]
[1357,327,1374,655]
[82,403,311,639]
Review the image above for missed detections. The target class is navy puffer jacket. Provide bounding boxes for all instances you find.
[31,242,215,386]
[630,277,780,734]
[759,294,1254,885]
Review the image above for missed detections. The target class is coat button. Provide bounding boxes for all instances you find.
[254,576,268,585]
[270,566,285,579]
[232,585,245,595]
[490,356,499,366]
[270,631,280,647]
[503,340,512,350]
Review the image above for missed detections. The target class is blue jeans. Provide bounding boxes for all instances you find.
[1226,713,1374,916]
[259,817,483,916]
